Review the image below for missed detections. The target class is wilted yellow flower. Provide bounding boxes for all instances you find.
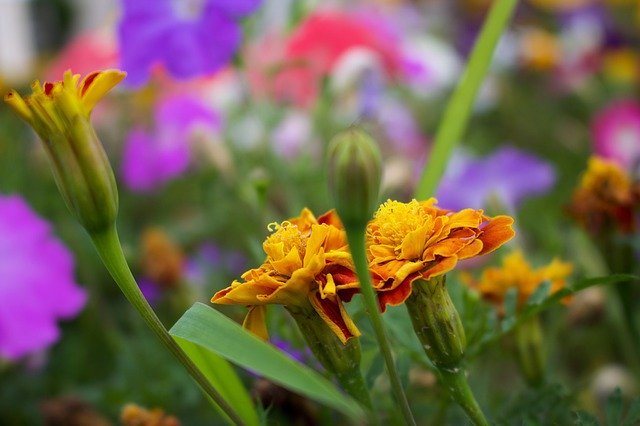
[212,209,360,343]
[462,250,573,313]
[140,228,185,289]
[567,156,638,234]
[366,198,515,310]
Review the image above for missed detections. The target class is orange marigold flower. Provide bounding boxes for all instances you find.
[567,156,639,234]
[461,250,573,314]
[212,208,360,343]
[366,198,515,311]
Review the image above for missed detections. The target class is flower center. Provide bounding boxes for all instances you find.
[266,222,308,259]
[372,200,434,246]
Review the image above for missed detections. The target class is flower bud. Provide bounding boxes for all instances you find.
[4,70,124,233]
[405,276,466,369]
[326,128,382,227]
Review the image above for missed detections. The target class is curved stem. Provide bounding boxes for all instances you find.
[345,226,416,426]
[438,367,489,426]
[91,226,246,426]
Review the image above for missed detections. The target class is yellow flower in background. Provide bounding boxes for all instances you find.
[366,198,515,311]
[212,209,360,343]
[462,250,573,313]
[520,28,561,72]
[568,156,638,234]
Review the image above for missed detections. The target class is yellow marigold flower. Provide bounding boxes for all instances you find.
[212,208,360,343]
[567,156,638,234]
[366,198,515,310]
[520,28,561,72]
[462,250,573,313]
[4,69,125,232]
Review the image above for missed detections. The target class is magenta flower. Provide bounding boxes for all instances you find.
[435,147,556,212]
[118,0,261,87]
[0,195,86,360]
[121,94,221,191]
[592,99,640,172]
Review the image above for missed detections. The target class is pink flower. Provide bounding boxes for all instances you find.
[592,99,640,171]
[0,195,86,360]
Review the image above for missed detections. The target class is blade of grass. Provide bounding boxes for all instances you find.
[415,0,519,200]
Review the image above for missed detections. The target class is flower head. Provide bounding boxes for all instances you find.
[436,147,556,212]
[0,195,86,360]
[592,99,640,172]
[118,0,261,87]
[212,209,360,343]
[567,156,639,234]
[461,250,573,314]
[366,198,515,311]
[4,70,124,232]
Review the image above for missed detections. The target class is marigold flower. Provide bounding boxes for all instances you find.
[461,250,573,314]
[567,156,639,234]
[366,198,515,311]
[212,208,360,343]
[4,69,124,232]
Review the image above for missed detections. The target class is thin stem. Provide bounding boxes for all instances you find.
[438,368,489,426]
[414,0,519,199]
[90,226,246,426]
[345,226,416,426]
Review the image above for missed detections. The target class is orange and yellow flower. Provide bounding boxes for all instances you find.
[462,250,573,314]
[366,198,515,311]
[567,156,639,234]
[212,208,360,343]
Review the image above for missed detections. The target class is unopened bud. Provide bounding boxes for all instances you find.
[326,128,382,227]
[4,70,124,233]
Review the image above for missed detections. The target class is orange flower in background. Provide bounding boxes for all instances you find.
[567,156,639,234]
[462,250,573,314]
[212,209,360,343]
[366,198,515,311]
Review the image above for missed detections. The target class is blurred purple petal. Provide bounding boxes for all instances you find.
[118,0,261,87]
[0,195,86,360]
[436,147,556,212]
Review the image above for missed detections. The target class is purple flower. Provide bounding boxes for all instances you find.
[118,0,262,87]
[121,94,221,191]
[592,99,640,172]
[0,195,86,360]
[435,147,556,212]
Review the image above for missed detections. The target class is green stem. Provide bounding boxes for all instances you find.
[514,315,545,387]
[414,0,519,199]
[90,225,246,426]
[345,227,416,426]
[437,368,489,426]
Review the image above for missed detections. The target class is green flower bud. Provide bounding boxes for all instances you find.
[405,276,467,369]
[4,70,123,233]
[514,316,545,387]
[287,302,372,409]
[326,128,382,227]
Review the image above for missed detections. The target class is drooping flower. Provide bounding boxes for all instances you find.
[0,195,86,360]
[118,0,262,87]
[435,147,557,212]
[121,94,221,191]
[461,250,573,314]
[567,156,639,234]
[212,209,360,343]
[592,99,640,172]
[4,69,124,233]
[365,198,515,311]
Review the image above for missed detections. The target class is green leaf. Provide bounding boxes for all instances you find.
[622,397,640,426]
[605,388,623,426]
[175,338,260,426]
[525,280,551,307]
[169,303,365,421]
[574,411,601,426]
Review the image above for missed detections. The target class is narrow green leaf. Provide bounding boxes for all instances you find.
[169,303,365,421]
[175,338,260,426]
[414,0,519,199]
[605,388,623,426]
[622,397,640,426]
[525,281,551,307]
[573,410,601,426]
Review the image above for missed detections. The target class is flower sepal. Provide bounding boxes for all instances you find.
[406,275,466,369]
